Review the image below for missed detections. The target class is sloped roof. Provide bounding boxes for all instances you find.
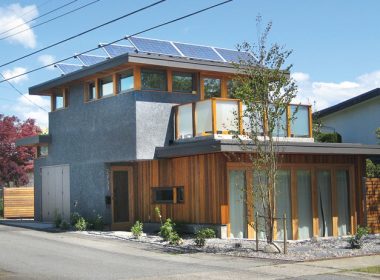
[315,88,380,118]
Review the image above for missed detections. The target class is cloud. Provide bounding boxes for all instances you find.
[2,67,28,84]
[38,54,55,70]
[12,95,49,129]
[292,70,380,111]
[0,3,38,48]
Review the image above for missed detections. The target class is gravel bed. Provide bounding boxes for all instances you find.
[77,231,380,262]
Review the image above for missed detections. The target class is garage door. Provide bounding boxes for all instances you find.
[42,165,70,222]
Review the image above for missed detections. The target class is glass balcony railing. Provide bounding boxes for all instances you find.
[174,98,312,140]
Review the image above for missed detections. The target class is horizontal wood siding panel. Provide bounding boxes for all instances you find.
[366,178,380,233]
[3,187,34,219]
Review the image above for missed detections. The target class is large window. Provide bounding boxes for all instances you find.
[172,72,196,93]
[153,187,184,204]
[119,70,134,92]
[203,78,221,98]
[291,105,310,137]
[297,170,313,239]
[141,68,167,91]
[317,170,332,237]
[275,170,292,240]
[99,76,113,97]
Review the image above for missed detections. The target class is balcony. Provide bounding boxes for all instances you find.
[174,98,313,142]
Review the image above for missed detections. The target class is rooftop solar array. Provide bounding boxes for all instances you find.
[129,37,181,57]
[55,63,83,75]
[100,44,136,58]
[54,36,255,75]
[76,54,107,66]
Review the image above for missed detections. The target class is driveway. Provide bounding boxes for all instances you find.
[0,224,378,279]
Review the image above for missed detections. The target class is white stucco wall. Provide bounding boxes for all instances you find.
[320,96,380,144]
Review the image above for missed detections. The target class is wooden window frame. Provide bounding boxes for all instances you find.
[97,75,114,98]
[140,68,168,92]
[152,186,184,204]
[171,71,198,94]
[117,68,134,94]
[51,87,69,112]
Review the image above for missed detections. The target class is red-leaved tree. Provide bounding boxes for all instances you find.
[0,114,41,187]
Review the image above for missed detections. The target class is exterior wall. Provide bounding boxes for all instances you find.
[34,83,198,223]
[365,178,380,233]
[134,152,365,239]
[320,97,380,144]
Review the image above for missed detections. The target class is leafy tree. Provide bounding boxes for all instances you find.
[231,16,297,244]
[0,114,41,187]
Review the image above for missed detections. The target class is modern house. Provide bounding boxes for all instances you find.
[17,37,380,240]
[315,88,380,145]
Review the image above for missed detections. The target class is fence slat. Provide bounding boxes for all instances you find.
[3,187,34,219]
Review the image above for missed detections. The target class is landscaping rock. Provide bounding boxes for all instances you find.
[264,243,281,253]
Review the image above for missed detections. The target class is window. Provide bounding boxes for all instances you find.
[37,146,48,157]
[172,72,196,93]
[203,78,221,98]
[153,187,184,203]
[52,88,68,111]
[141,68,167,91]
[99,76,113,97]
[119,69,134,92]
[56,93,64,109]
[227,80,234,98]
[87,82,96,101]
[290,105,310,137]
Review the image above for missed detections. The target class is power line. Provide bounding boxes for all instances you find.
[0,0,52,30]
[0,0,233,85]
[0,73,49,112]
[0,0,100,41]
[0,0,79,37]
[0,0,166,69]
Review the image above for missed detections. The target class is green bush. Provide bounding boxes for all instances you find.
[366,159,380,178]
[194,228,216,247]
[60,220,70,230]
[87,214,104,231]
[169,232,183,245]
[131,221,143,238]
[315,132,342,143]
[74,217,87,231]
[70,212,82,226]
[160,218,175,241]
[348,225,370,249]
[54,212,62,228]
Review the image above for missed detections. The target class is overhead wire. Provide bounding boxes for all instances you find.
[0,0,100,41]
[0,0,79,37]
[0,0,166,69]
[0,0,233,84]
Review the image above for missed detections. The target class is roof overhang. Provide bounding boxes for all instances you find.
[16,135,51,147]
[155,139,380,158]
[29,53,240,96]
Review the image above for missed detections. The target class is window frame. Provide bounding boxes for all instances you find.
[98,75,114,98]
[152,186,184,204]
[51,87,69,111]
[141,68,167,91]
[117,68,134,93]
[171,71,197,94]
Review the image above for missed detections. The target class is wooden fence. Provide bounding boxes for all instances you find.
[365,178,380,233]
[3,187,34,219]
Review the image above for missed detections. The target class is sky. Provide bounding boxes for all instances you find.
[1,0,380,129]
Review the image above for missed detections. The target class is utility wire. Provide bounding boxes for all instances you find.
[0,0,166,69]
[0,0,79,37]
[0,0,232,84]
[0,0,52,30]
[0,72,49,112]
[0,0,99,41]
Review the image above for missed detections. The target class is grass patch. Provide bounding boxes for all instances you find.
[353,266,380,274]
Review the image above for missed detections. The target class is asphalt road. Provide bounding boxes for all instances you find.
[0,224,378,279]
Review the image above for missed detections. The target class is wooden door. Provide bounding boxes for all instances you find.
[111,166,134,230]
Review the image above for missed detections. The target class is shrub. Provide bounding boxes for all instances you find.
[169,232,183,246]
[87,214,104,231]
[160,218,175,241]
[54,212,62,228]
[348,225,370,249]
[194,228,216,247]
[131,221,143,238]
[315,132,342,143]
[366,159,380,178]
[74,217,87,231]
[70,212,81,226]
[60,220,70,230]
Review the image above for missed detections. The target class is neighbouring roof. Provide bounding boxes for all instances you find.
[155,139,380,158]
[314,88,380,118]
[15,134,51,147]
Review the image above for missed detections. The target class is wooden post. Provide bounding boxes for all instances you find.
[255,212,259,251]
[283,213,287,254]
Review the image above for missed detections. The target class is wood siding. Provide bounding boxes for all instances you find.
[3,187,34,219]
[365,178,380,233]
[133,152,365,238]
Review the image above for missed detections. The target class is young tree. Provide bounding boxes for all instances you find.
[231,16,297,244]
[0,115,41,187]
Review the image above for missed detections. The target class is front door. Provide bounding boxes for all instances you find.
[111,166,133,230]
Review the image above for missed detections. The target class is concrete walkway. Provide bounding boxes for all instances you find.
[0,219,54,231]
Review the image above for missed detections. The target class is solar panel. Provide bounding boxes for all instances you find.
[101,44,136,58]
[76,54,107,66]
[55,63,83,75]
[129,37,181,57]
[214,48,254,63]
[173,42,223,62]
